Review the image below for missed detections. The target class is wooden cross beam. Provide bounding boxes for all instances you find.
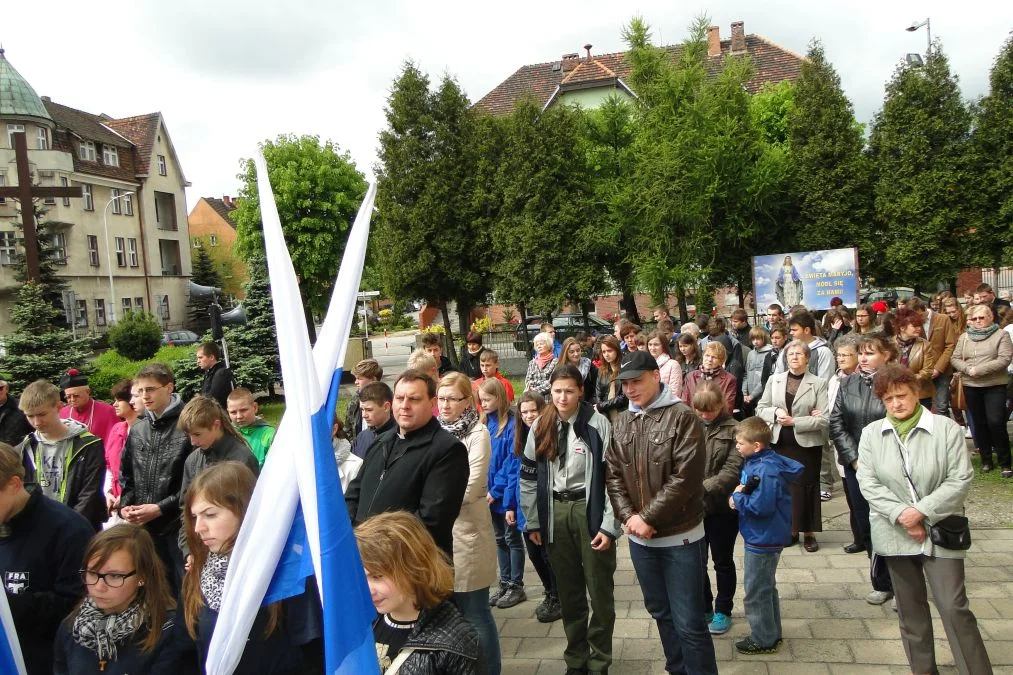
[0,132,82,281]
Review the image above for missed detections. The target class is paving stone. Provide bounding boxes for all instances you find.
[813,567,867,583]
[501,618,552,638]
[983,640,1013,666]
[500,636,522,658]
[848,638,909,665]
[779,599,833,618]
[612,618,652,638]
[809,618,870,639]
[714,661,770,673]
[863,618,903,640]
[966,565,1013,582]
[991,599,1013,619]
[618,638,666,661]
[501,658,541,675]
[776,567,818,583]
[515,636,568,660]
[796,582,854,600]
[826,599,893,618]
[787,638,854,662]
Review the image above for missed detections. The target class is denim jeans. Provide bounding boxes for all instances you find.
[743,550,782,648]
[933,372,952,418]
[703,512,739,616]
[490,510,526,586]
[453,588,500,675]
[629,538,718,675]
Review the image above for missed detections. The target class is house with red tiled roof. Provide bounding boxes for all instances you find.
[474,21,805,116]
[0,47,192,334]
[187,196,247,298]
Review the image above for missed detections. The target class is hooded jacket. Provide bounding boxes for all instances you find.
[605,385,706,538]
[742,344,773,400]
[238,419,276,466]
[732,448,805,552]
[344,417,469,560]
[19,419,106,530]
[118,395,193,535]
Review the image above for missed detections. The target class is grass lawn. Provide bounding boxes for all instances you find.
[257,399,351,429]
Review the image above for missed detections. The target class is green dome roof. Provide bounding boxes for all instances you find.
[0,48,53,123]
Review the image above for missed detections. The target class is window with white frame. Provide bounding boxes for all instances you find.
[192,237,201,248]
[86,235,100,267]
[75,299,88,328]
[37,127,48,150]
[127,238,138,267]
[134,297,144,312]
[60,177,71,206]
[123,193,133,216]
[157,155,167,176]
[209,234,218,247]
[0,231,16,265]
[42,175,55,205]
[95,299,106,326]
[79,140,96,161]
[52,233,67,264]
[111,189,122,214]
[82,184,94,211]
[115,237,126,267]
[6,124,25,149]
[103,145,119,167]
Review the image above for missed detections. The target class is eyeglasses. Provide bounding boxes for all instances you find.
[137,384,167,395]
[969,316,990,322]
[80,569,137,588]
[437,396,467,404]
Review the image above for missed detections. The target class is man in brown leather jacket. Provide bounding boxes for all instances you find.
[604,351,718,674]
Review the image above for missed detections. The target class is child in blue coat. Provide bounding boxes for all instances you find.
[478,378,527,611]
[730,417,804,656]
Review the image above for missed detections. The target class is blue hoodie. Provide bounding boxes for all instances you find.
[486,411,522,526]
[732,448,804,553]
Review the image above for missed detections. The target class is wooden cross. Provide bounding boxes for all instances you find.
[0,132,82,281]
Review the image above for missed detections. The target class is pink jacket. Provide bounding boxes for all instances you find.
[656,353,683,400]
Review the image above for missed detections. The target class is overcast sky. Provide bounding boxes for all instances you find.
[4,1,1011,208]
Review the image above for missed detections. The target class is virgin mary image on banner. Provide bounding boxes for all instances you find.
[776,255,804,307]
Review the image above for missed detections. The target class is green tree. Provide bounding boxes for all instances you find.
[187,245,222,333]
[373,64,492,349]
[0,281,91,394]
[788,41,874,264]
[970,32,1013,268]
[222,252,278,395]
[868,44,972,288]
[12,202,70,326]
[107,310,162,361]
[491,100,604,319]
[233,134,368,341]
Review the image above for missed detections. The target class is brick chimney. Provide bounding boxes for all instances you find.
[707,26,721,57]
[584,43,593,60]
[561,52,580,73]
[730,21,746,54]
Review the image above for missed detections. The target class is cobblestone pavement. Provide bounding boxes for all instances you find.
[498,494,1013,674]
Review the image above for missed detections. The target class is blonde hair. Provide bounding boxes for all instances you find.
[226,387,256,405]
[407,351,438,375]
[437,372,473,403]
[355,511,454,611]
[703,341,727,366]
[478,378,511,437]
[19,380,61,410]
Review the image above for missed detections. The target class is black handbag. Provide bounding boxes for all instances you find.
[896,444,972,551]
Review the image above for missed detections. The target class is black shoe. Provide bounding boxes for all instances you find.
[536,595,562,623]
[735,636,780,654]
[564,669,588,675]
[497,585,527,609]
[843,542,866,554]
[790,534,799,546]
[489,582,507,607]
[803,535,819,553]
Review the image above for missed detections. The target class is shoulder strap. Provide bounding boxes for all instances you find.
[385,648,415,675]
[894,439,921,501]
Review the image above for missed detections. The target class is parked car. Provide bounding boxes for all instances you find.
[513,314,611,352]
[162,330,200,347]
[859,287,932,307]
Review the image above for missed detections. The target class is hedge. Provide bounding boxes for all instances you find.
[90,345,197,401]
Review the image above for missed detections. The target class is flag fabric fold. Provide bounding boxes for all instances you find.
[205,157,378,675]
[0,590,26,675]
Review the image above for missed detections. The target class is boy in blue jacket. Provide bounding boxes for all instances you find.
[729,417,804,655]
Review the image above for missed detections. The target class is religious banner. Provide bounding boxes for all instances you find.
[752,248,859,311]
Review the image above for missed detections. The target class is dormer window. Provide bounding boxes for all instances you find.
[103,145,119,167]
[79,141,96,161]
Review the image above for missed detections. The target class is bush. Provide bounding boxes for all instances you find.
[90,345,196,400]
[107,311,162,361]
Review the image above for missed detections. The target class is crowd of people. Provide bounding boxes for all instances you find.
[0,281,1008,674]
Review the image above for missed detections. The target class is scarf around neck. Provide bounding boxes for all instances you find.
[888,405,923,442]
[535,351,555,369]
[967,322,999,341]
[72,597,143,662]
[700,366,723,379]
[857,366,876,388]
[439,406,479,440]
[201,551,230,612]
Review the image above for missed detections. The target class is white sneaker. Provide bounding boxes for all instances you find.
[891,597,897,612]
[866,590,893,605]
[964,426,972,439]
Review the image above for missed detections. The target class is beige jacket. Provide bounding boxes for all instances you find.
[857,410,972,559]
[452,424,498,592]
[756,371,829,448]
[951,329,1013,388]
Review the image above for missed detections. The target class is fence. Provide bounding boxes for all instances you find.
[981,268,1013,297]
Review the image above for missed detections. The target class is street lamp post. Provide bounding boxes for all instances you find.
[906,18,932,57]
[103,191,135,324]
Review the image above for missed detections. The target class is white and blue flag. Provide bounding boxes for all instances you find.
[0,588,26,675]
[205,154,379,675]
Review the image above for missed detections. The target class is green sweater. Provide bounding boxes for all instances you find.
[239,420,276,466]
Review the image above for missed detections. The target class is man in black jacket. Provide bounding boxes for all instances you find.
[118,363,193,593]
[197,341,235,409]
[0,380,31,447]
[344,369,469,560]
[0,443,93,675]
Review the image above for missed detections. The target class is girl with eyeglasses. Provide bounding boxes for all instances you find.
[951,306,1013,477]
[436,372,500,674]
[54,523,183,674]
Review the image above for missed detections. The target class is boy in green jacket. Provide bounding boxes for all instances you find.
[227,387,276,467]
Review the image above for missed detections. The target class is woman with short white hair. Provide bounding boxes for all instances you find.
[524,333,558,397]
